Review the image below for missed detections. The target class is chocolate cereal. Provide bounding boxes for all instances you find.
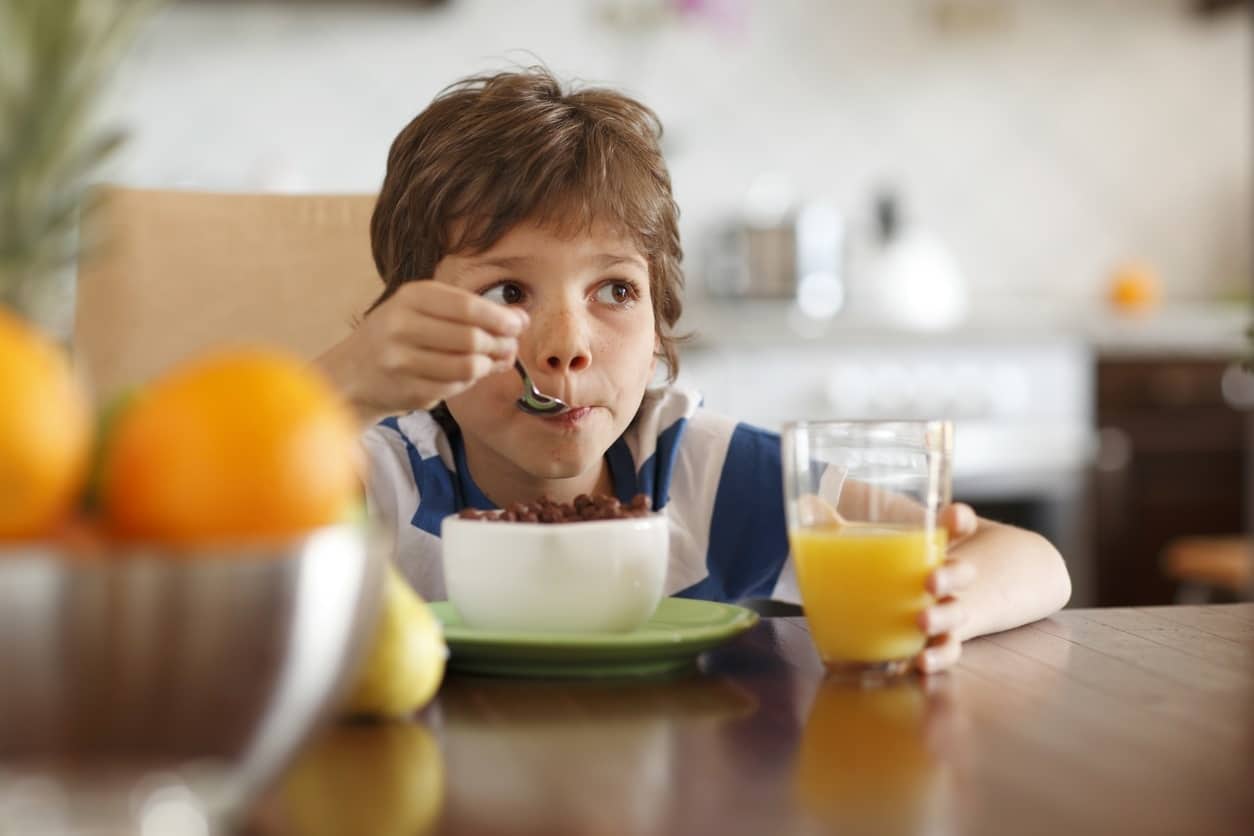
[457,493,652,523]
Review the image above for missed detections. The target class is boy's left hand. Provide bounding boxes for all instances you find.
[915,503,979,675]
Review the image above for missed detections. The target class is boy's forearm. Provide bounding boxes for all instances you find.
[950,520,1073,641]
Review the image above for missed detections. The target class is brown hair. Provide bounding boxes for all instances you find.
[369,66,685,379]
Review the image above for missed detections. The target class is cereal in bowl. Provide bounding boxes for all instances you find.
[456,493,651,523]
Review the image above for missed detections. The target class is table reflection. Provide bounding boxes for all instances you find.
[266,720,444,836]
[794,678,956,834]
[436,675,760,835]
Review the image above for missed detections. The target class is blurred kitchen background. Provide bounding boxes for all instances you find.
[78,0,1252,607]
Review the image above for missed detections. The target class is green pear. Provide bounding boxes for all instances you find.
[345,563,447,719]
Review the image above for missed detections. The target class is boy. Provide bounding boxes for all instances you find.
[315,67,1071,673]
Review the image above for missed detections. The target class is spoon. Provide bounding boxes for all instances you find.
[514,359,568,415]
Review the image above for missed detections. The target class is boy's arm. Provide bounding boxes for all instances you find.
[947,515,1072,641]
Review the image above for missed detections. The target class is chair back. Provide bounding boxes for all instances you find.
[74,187,381,397]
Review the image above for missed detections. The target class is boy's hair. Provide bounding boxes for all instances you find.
[370,67,686,379]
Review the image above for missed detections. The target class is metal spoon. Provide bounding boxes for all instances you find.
[514,359,568,415]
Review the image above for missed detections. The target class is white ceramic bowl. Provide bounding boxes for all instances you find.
[440,513,668,633]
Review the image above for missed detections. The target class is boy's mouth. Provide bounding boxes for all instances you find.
[536,405,596,428]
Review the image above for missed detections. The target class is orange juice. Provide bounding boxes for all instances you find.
[791,524,946,665]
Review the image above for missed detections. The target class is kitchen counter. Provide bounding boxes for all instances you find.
[677,298,1251,358]
[1079,302,1251,358]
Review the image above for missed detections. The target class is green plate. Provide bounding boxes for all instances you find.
[430,597,760,679]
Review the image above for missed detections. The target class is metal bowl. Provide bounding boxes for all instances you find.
[0,523,385,832]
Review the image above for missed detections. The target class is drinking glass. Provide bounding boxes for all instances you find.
[781,420,952,679]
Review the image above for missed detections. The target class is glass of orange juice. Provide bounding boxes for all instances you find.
[782,420,952,679]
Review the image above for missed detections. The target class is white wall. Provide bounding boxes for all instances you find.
[100,0,1250,304]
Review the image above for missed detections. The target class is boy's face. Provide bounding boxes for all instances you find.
[436,219,658,497]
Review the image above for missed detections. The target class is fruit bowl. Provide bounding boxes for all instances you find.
[0,522,386,832]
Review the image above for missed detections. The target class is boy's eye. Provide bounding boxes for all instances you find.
[481,282,525,305]
[595,280,637,305]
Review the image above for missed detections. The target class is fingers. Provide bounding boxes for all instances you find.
[400,315,520,360]
[917,595,967,637]
[940,503,978,542]
[393,280,528,336]
[915,631,962,675]
[379,346,502,384]
[926,558,977,597]
[385,366,497,412]
[369,327,511,412]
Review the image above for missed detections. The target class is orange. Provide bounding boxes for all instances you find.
[0,306,92,541]
[100,347,362,545]
[1108,262,1161,313]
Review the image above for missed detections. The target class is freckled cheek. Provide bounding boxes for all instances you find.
[601,309,655,354]
[596,330,647,369]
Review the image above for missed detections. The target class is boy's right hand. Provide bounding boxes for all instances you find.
[315,281,528,426]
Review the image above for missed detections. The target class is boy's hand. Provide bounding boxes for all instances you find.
[915,502,979,675]
[316,281,528,425]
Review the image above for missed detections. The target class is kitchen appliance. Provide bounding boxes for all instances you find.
[847,189,968,332]
[703,181,846,309]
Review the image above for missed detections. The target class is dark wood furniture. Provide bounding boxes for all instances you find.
[1095,356,1249,604]
[252,605,1254,836]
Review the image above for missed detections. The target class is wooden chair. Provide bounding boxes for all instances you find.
[73,186,381,397]
[1161,535,1253,604]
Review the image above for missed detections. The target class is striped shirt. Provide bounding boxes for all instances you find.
[361,385,798,604]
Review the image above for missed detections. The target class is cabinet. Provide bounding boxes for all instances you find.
[1094,356,1250,605]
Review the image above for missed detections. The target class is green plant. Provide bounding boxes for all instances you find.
[0,0,161,320]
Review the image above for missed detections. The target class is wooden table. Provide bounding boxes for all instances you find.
[253,605,1254,836]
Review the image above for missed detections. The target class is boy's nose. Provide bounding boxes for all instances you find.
[534,306,591,374]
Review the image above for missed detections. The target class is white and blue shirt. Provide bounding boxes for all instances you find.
[361,385,799,604]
